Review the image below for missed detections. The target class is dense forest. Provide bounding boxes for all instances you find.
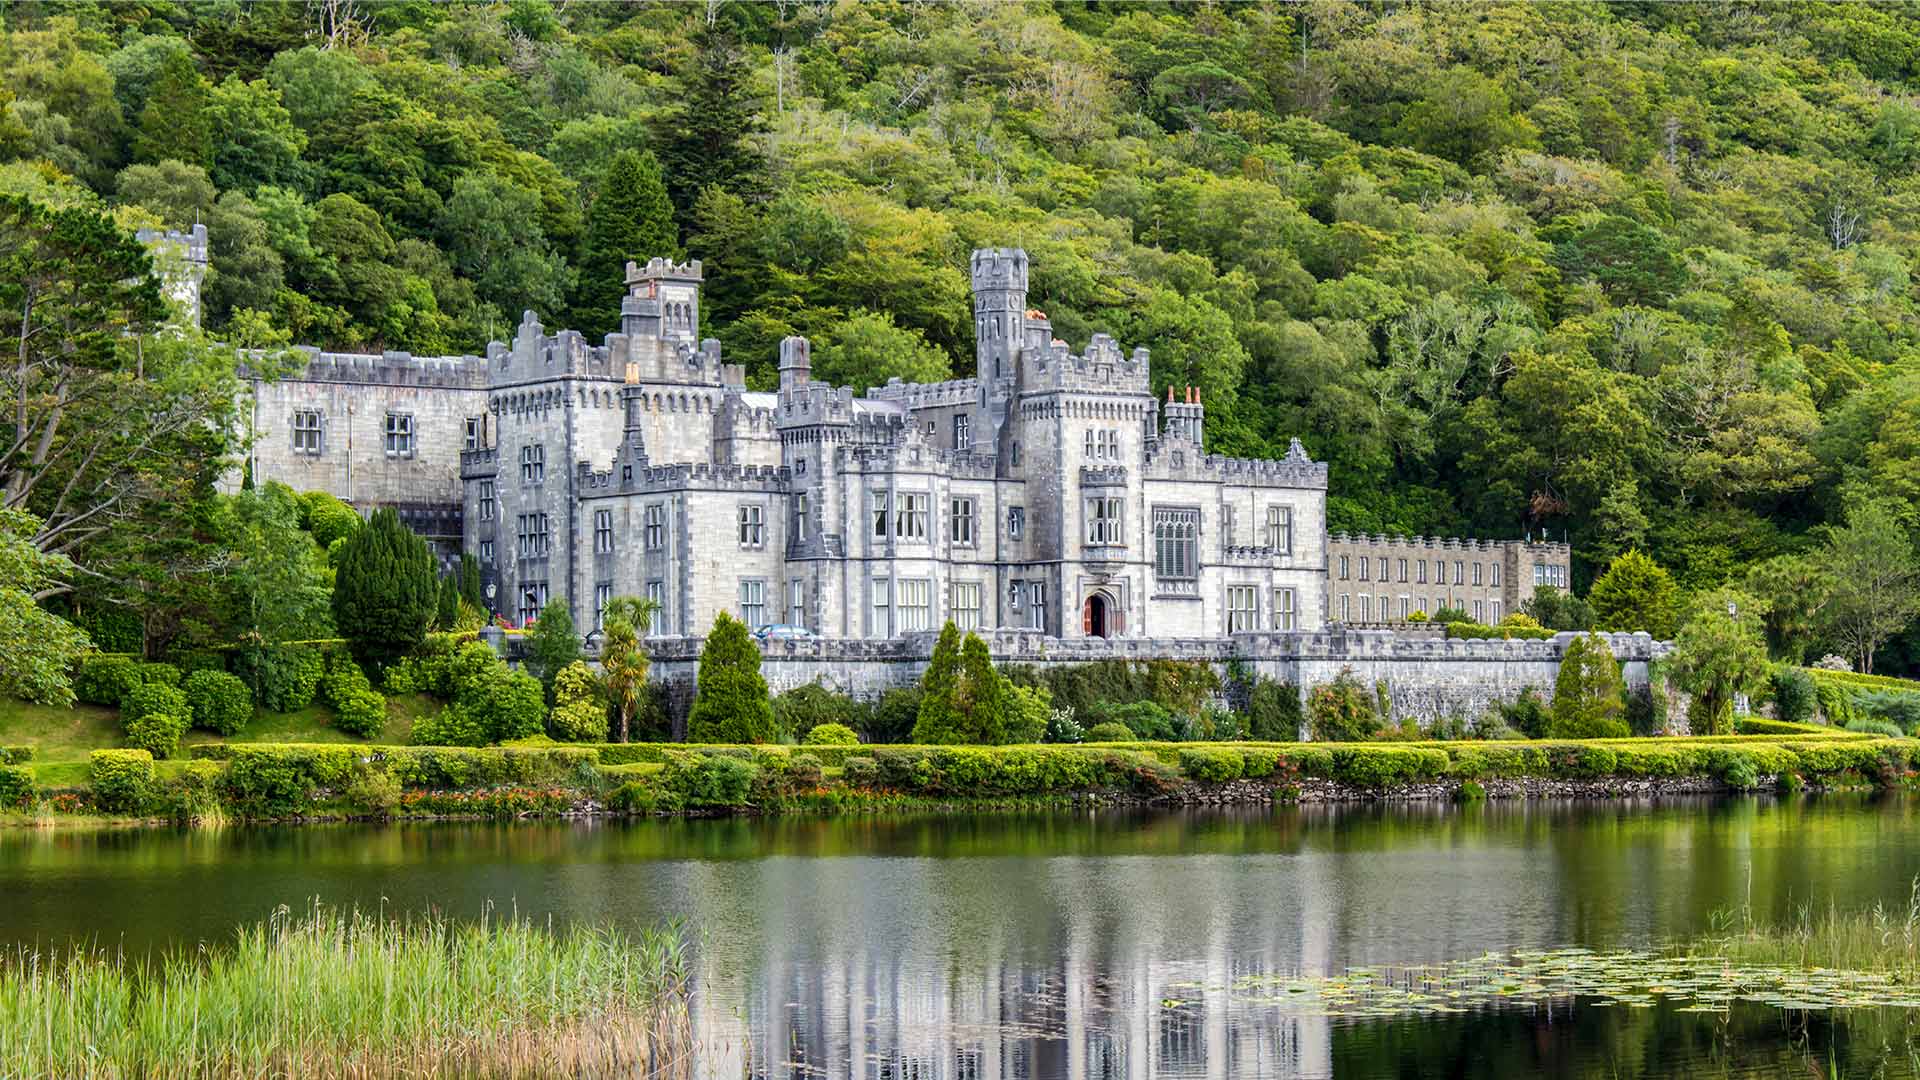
[0,0,1916,673]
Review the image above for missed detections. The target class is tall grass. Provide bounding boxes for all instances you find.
[1676,878,1920,976]
[0,901,692,1078]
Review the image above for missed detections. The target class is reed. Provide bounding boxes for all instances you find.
[0,901,692,1079]
[1675,878,1920,977]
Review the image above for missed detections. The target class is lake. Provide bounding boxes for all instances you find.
[4,796,1920,1078]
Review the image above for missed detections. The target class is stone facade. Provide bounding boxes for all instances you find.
[1326,533,1571,626]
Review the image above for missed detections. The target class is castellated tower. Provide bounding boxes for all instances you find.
[971,247,1027,451]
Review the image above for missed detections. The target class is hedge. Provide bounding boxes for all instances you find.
[0,746,32,765]
[1445,621,1556,641]
[90,749,154,813]
[73,654,142,707]
[189,743,601,816]
[0,764,31,809]
[184,670,254,736]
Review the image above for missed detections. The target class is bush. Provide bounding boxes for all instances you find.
[842,755,881,788]
[304,492,362,548]
[122,681,188,726]
[73,654,142,707]
[137,662,182,688]
[1770,667,1817,725]
[1099,701,1183,740]
[1856,690,1920,733]
[0,746,30,764]
[319,657,374,709]
[411,705,490,747]
[1329,746,1449,787]
[237,644,326,712]
[0,764,32,810]
[184,670,254,735]
[546,661,608,742]
[787,752,823,788]
[1245,679,1302,741]
[662,752,760,807]
[803,722,860,746]
[1004,683,1052,743]
[344,765,401,818]
[1084,722,1135,742]
[125,711,188,759]
[1308,671,1381,742]
[475,670,547,743]
[1500,689,1551,739]
[152,760,225,821]
[773,683,865,742]
[333,506,437,667]
[1548,634,1629,739]
[1844,716,1905,738]
[864,687,922,743]
[1179,747,1245,783]
[89,749,154,813]
[1445,621,1554,641]
[333,689,388,738]
[687,612,777,744]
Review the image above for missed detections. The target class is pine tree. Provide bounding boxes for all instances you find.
[655,24,769,218]
[911,622,963,743]
[435,574,459,631]
[912,624,1011,744]
[1589,550,1680,639]
[686,611,775,743]
[1548,633,1628,738]
[331,507,436,668]
[133,51,213,168]
[570,149,675,338]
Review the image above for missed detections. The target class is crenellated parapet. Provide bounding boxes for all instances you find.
[267,347,490,388]
[1143,437,1328,489]
[1329,532,1573,558]
[459,447,499,479]
[840,442,998,479]
[866,376,980,410]
[1023,335,1153,394]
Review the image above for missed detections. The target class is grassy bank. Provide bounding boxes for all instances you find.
[0,902,690,1079]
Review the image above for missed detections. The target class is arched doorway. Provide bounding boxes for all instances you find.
[1083,593,1111,639]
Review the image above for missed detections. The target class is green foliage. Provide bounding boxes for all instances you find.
[524,598,580,699]
[1845,716,1905,738]
[1308,670,1381,742]
[913,625,1016,745]
[303,493,361,548]
[1771,667,1819,726]
[123,711,186,759]
[1445,620,1555,641]
[1244,679,1303,741]
[89,749,154,813]
[331,507,436,668]
[0,764,31,810]
[547,660,608,743]
[122,682,188,726]
[1668,596,1773,735]
[774,683,864,743]
[1004,684,1052,744]
[802,722,860,747]
[183,669,253,736]
[1083,722,1135,742]
[1549,634,1629,739]
[687,612,775,744]
[1178,746,1245,783]
[238,643,325,712]
[1500,689,1552,739]
[1589,551,1680,640]
[332,689,387,739]
[74,654,142,707]
[0,508,93,706]
[572,150,674,337]
[137,662,181,688]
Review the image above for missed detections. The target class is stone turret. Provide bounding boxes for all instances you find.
[778,335,811,394]
[620,257,703,344]
[136,223,210,329]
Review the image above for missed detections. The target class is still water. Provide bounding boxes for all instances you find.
[4,796,1920,1078]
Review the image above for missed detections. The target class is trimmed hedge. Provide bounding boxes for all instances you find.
[184,670,254,736]
[802,723,860,746]
[198,743,600,816]
[125,711,189,759]
[73,654,142,707]
[90,749,154,813]
[0,764,31,809]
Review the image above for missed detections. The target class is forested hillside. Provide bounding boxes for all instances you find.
[1,1,1916,672]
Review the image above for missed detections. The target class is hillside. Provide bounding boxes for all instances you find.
[0,0,1915,672]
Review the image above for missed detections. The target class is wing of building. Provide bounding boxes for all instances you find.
[229,246,1571,644]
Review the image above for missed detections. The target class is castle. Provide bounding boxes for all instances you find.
[196,236,1616,724]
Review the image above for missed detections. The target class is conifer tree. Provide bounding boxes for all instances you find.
[571,149,675,337]
[911,622,963,743]
[435,574,459,631]
[458,553,484,613]
[655,24,769,217]
[1548,633,1629,738]
[525,597,581,701]
[331,507,436,667]
[912,624,1011,744]
[133,51,213,168]
[686,611,775,743]
[1588,550,1680,640]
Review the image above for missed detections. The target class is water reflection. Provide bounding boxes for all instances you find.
[4,797,1920,1078]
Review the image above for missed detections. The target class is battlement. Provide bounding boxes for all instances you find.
[1328,532,1573,557]
[624,257,703,285]
[577,459,792,497]
[277,347,490,388]
[866,377,980,411]
[1080,465,1128,487]
[459,447,499,478]
[135,224,209,266]
[1144,437,1328,489]
[841,442,998,480]
[1024,336,1152,393]
[970,248,1028,294]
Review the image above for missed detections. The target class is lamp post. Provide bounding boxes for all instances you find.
[1729,599,1750,718]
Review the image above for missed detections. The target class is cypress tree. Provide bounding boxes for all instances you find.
[1547,633,1629,738]
[458,553,484,612]
[912,624,1010,744]
[1589,550,1680,639]
[571,149,675,338]
[331,507,436,667]
[435,574,459,631]
[911,622,963,743]
[686,611,775,743]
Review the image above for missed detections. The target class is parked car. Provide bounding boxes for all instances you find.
[753,623,815,641]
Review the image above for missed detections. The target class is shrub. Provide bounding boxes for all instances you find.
[184,670,254,736]
[1308,670,1380,742]
[548,664,610,743]
[1500,689,1551,739]
[125,711,188,759]
[524,598,581,699]
[842,755,881,788]
[332,506,437,667]
[236,644,326,712]
[1856,690,1920,733]
[687,612,777,744]
[1084,722,1135,742]
[153,761,225,821]
[803,722,860,746]
[1844,716,1905,738]
[1179,747,1245,783]
[772,683,863,742]
[662,752,760,807]
[1329,746,1449,787]
[1445,620,1554,641]
[0,764,32,810]
[73,655,142,707]
[1098,701,1183,740]
[864,686,922,743]
[319,657,374,708]
[344,765,401,818]
[1770,667,1818,725]
[304,491,362,548]
[1245,679,1303,741]
[0,746,30,764]
[1548,634,1629,738]
[137,662,181,688]
[122,681,188,726]
[89,749,154,813]
[333,689,388,739]
[786,753,824,789]
[1004,683,1052,743]
[411,704,490,747]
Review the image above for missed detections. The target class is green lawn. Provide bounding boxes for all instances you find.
[2,692,437,786]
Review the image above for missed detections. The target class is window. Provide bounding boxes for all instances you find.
[520,444,545,485]
[594,509,614,554]
[1084,430,1094,457]
[1339,594,1350,621]
[517,581,548,625]
[1360,594,1372,621]
[954,414,971,451]
[950,582,982,630]
[1416,560,1427,584]
[478,479,495,522]
[896,493,928,539]
[1490,600,1503,622]
[788,580,805,627]
[292,409,323,455]
[791,494,808,543]
[1454,560,1465,586]
[383,412,414,457]
[1358,557,1370,582]
[1223,505,1236,547]
[898,579,931,631]
[738,504,764,547]
[1227,585,1258,632]
[515,513,550,558]
[1264,506,1293,554]
[739,579,766,626]
[1086,497,1123,545]
[1433,559,1445,584]
[1339,555,1350,580]
[1533,564,1567,588]
[950,498,974,545]
[1008,506,1025,540]
[464,417,482,451]
[871,490,891,538]
[1491,563,1502,588]
[594,583,612,631]
[871,576,890,636]
[645,581,666,635]
[643,503,665,550]
[1398,558,1408,583]
[1473,562,1484,586]
[1472,599,1485,623]
[1010,441,1021,466]
[1378,557,1389,581]
[1028,581,1047,629]
[1153,508,1199,580]
[1271,587,1297,631]
[479,539,493,562]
